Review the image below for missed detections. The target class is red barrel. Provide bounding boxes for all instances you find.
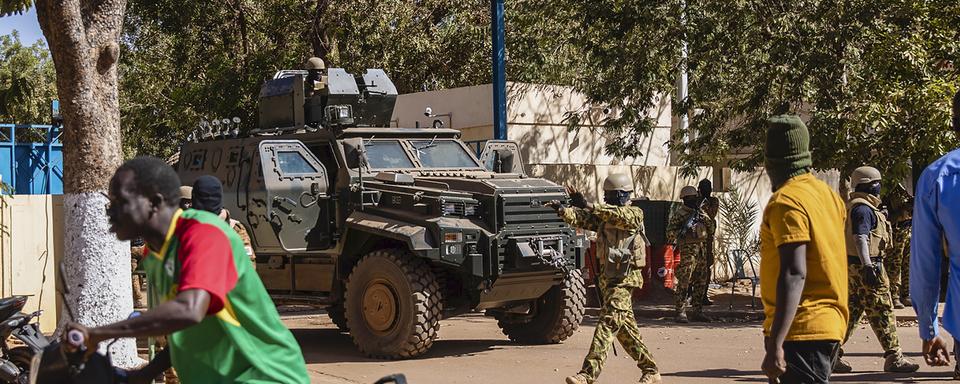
[648,244,678,289]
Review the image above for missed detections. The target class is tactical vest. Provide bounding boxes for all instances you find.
[598,222,648,279]
[844,195,891,258]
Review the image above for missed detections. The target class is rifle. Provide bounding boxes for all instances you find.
[670,197,707,247]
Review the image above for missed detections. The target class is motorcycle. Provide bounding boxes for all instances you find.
[0,295,51,384]
[30,337,408,384]
[30,336,409,383]
[29,263,409,384]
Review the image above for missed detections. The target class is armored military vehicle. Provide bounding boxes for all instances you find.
[176,64,586,359]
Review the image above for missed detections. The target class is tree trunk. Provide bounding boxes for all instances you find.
[35,0,138,367]
[310,0,338,64]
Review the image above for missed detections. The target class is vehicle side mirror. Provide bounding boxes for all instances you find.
[341,139,364,169]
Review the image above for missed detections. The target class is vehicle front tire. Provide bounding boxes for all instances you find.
[495,268,586,344]
[345,249,442,359]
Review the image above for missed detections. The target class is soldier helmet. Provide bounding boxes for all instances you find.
[179,186,193,200]
[850,166,881,186]
[680,186,698,198]
[306,57,326,70]
[603,173,634,192]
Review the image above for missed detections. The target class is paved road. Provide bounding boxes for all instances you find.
[284,310,956,384]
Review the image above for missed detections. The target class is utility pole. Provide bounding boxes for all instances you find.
[491,0,507,140]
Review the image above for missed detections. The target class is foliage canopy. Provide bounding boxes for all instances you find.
[0,30,56,124]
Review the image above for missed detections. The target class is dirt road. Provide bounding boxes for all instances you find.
[285,310,955,384]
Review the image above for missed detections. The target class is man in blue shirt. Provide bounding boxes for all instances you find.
[911,90,960,377]
[832,166,917,373]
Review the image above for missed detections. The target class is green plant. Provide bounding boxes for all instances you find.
[716,187,760,280]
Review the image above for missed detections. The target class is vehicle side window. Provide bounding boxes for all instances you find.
[277,151,318,174]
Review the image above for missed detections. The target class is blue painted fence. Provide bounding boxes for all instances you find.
[0,124,64,194]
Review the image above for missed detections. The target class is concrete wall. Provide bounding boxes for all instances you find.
[0,195,63,333]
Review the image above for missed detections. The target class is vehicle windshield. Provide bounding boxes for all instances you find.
[410,140,480,168]
[364,140,415,169]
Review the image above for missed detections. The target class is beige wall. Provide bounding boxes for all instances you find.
[0,195,63,333]
[393,83,846,281]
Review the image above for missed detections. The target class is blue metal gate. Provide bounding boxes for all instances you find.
[0,124,64,195]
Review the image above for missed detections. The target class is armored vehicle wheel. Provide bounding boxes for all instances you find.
[496,269,585,344]
[327,302,349,332]
[345,249,442,359]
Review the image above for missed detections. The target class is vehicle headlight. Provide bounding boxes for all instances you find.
[442,203,457,215]
[446,244,460,254]
[464,203,478,216]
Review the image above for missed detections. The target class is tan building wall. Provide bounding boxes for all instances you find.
[0,195,64,333]
[393,83,844,281]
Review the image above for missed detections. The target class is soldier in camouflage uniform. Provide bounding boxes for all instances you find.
[883,183,913,309]
[668,185,715,323]
[695,179,720,306]
[131,238,147,309]
[833,167,918,374]
[555,174,660,384]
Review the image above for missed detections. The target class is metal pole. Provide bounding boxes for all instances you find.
[491,0,507,140]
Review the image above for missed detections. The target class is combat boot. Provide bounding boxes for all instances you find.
[689,311,713,323]
[892,297,905,309]
[884,353,919,373]
[832,357,853,373]
[675,310,689,323]
[564,373,591,384]
[638,371,662,384]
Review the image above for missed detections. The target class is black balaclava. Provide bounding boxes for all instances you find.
[855,181,882,197]
[682,196,699,208]
[698,179,712,198]
[603,190,631,207]
[192,175,224,214]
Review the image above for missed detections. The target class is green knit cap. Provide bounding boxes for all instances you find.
[764,115,812,187]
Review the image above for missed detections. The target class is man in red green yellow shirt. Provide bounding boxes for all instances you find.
[66,156,309,383]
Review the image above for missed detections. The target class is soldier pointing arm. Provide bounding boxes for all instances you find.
[549,174,661,384]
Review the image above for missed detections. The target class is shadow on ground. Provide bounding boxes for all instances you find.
[663,368,769,382]
[831,371,954,382]
[290,327,514,364]
[578,314,762,330]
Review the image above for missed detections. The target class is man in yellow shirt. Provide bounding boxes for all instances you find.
[759,115,849,384]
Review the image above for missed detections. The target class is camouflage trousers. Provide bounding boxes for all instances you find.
[675,242,707,313]
[884,225,911,300]
[842,262,901,355]
[695,239,715,303]
[580,284,658,381]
